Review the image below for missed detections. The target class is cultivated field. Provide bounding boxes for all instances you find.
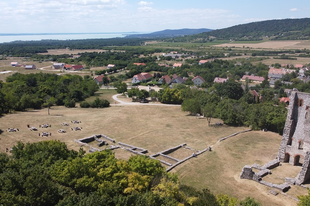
[0,91,307,205]
[216,40,310,50]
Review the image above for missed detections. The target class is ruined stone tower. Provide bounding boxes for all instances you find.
[278,91,310,184]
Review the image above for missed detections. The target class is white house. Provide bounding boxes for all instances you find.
[192,76,205,86]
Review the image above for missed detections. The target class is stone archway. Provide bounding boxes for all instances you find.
[294,155,304,166]
[284,153,290,163]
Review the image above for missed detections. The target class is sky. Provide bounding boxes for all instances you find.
[0,0,309,33]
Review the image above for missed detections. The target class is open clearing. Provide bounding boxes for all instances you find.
[0,94,306,205]
[215,40,310,49]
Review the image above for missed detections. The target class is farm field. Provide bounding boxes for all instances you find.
[216,40,310,49]
[0,93,306,206]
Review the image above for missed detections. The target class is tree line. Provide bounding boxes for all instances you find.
[0,140,261,206]
[0,73,98,114]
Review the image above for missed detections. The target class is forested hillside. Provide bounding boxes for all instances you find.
[125,28,212,38]
[169,18,310,42]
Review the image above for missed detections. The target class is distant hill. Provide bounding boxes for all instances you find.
[125,28,212,38]
[170,18,310,42]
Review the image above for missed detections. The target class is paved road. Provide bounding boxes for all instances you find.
[112,94,181,107]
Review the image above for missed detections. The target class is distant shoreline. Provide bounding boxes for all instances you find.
[0,32,142,43]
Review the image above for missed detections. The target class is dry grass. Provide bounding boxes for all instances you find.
[174,131,305,206]
[0,91,307,205]
[260,57,310,66]
[215,40,310,49]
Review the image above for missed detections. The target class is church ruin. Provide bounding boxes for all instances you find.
[241,91,310,190]
[278,91,310,185]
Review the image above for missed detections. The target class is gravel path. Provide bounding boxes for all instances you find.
[112,94,181,107]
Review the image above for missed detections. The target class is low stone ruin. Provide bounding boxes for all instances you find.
[118,142,148,155]
[240,159,291,192]
[149,143,212,172]
[75,134,118,153]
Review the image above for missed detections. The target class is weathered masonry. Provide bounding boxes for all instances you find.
[278,91,310,184]
[240,91,310,190]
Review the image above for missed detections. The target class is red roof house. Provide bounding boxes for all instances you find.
[214,77,228,83]
[192,76,206,86]
[132,72,152,84]
[133,63,146,66]
[71,65,84,71]
[199,60,209,65]
[173,63,182,68]
[279,97,290,105]
[159,75,172,84]
[241,75,265,83]
[94,75,111,85]
[64,64,72,69]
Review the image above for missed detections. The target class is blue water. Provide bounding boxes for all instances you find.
[0,32,138,43]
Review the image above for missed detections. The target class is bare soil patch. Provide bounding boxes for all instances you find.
[216,40,310,49]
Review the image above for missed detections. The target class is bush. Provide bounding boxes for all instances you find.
[80,101,90,108]
[90,98,110,108]
[64,99,76,108]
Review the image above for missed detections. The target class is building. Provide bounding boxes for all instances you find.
[192,76,205,86]
[107,64,115,69]
[11,62,19,67]
[268,67,296,80]
[279,97,290,105]
[213,77,228,83]
[278,91,310,184]
[173,63,182,68]
[158,75,172,84]
[132,72,152,84]
[133,63,146,66]
[53,63,64,69]
[295,64,304,69]
[199,60,209,65]
[94,75,111,85]
[71,65,84,71]
[24,65,36,70]
[171,74,185,84]
[241,75,265,83]
[64,64,72,70]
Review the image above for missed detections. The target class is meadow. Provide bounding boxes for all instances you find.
[0,90,306,206]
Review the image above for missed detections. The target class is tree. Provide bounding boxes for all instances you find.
[115,82,127,94]
[181,98,201,115]
[43,96,56,115]
[202,103,216,126]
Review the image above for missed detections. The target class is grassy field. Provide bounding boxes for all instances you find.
[0,89,306,205]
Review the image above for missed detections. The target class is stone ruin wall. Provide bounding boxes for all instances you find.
[278,91,310,184]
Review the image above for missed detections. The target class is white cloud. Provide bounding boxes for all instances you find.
[0,1,237,33]
[290,8,298,12]
[138,1,153,6]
